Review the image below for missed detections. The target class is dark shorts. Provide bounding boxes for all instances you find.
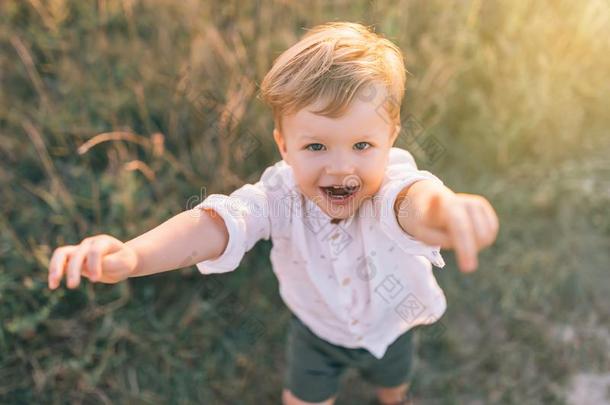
[284,313,414,403]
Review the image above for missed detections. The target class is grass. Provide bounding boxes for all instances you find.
[1,0,609,403]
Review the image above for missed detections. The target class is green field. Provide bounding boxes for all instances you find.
[1,1,609,403]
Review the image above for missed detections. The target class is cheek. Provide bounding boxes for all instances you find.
[290,161,319,188]
[357,155,388,191]
[360,173,384,195]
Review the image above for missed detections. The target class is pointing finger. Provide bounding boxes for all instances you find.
[483,202,500,242]
[448,205,478,272]
[466,203,491,249]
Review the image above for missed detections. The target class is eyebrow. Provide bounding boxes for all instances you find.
[298,133,377,142]
[299,135,322,141]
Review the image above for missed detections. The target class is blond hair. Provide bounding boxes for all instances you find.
[259,22,406,130]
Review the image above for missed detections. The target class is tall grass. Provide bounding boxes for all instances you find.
[1,0,609,403]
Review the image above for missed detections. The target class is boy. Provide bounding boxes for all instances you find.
[48,22,498,405]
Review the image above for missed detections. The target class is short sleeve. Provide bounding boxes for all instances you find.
[194,165,278,274]
[376,148,446,268]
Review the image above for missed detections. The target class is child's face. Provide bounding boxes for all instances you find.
[273,86,400,221]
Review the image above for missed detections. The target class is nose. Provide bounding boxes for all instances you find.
[324,151,355,176]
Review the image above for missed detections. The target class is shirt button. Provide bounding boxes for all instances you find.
[331,233,340,240]
[341,277,351,286]
[351,319,359,325]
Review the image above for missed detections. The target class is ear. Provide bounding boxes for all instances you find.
[390,124,400,145]
[273,128,290,163]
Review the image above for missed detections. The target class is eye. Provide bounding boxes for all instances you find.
[354,142,372,151]
[305,143,326,152]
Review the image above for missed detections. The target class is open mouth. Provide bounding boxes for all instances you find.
[319,184,361,201]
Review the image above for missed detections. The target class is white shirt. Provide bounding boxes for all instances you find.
[195,147,447,359]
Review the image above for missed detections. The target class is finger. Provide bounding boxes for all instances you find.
[86,236,121,282]
[48,246,76,289]
[447,206,478,272]
[66,240,91,289]
[466,203,492,249]
[483,202,500,241]
[478,204,499,247]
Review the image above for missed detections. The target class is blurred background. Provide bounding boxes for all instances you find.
[1,0,609,403]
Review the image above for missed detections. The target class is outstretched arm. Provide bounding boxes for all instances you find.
[126,208,229,277]
[48,208,229,289]
[394,179,499,273]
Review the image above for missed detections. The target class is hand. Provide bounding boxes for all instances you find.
[48,234,139,289]
[411,192,499,273]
